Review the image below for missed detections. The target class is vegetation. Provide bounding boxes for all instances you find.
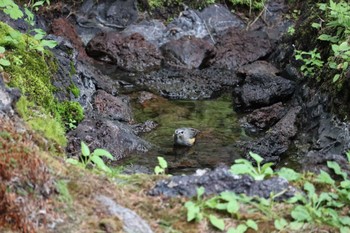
[154,156,168,175]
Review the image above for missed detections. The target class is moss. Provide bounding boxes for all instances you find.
[16,97,67,146]
[69,83,80,98]
[69,60,76,76]
[58,101,84,126]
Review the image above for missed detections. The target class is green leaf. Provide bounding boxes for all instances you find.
[304,182,315,196]
[0,46,5,53]
[66,158,79,165]
[220,191,238,202]
[197,186,205,200]
[316,170,335,185]
[90,155,111,173]
[260,162,274,175]
[340,227,350,233]
[277,167,302,181]
[291,205,312,222]
[333,74,340,83]
[93,148,114,160]
[39,39,57,49]
[340,216,350,226]
[209,215,225,231]
[0,58,10,66]
[311,22,321,29]
[274,218,288,230]
[81,141,90,157]
[230,164,254,176]
[289,221,304,230]
[185,202,201,222]
[327,161,347,179]
[154,166,163,175]
[227,199,239,214]
[249,151,263,164]
[246,219,258,231]
[157,157,168,169]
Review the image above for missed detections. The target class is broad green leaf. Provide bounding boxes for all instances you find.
[185,202,201,222]
[291,205,312,222]
[311,22,321,29]
[340,216,350,226]
[90,155,111,173]
[260,163,274,175]
[333,74,340,83]
[220,191,238,202]
[277,167,302,181]
[304,182,315,196]
[154,166,163,175]
[0,58,10,66]
[209,215,225,231]
[227,199,239,214]
[66,158,79,165]
[274,218,288,230]
[249,151,263,164]
[327,161,347,179]
[316,170,335,185]
[340,180,350,188]
[93,148,114,160]
[0,46,5,53]
[340,227,350,233]
[289,221,304,230]
[230,164,254,176]
[196,186,205,200]
[40,39,57,49]
[81,141,90,157]
[246,219,258,230]
[157,157,167,169]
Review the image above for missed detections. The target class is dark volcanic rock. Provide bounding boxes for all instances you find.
[149,167,296,200]
[93,90,133,122]
[245,102,288,130]
[233,72,295,111]
[136,68,238,99]
[67,117,151,161]
[86,32,162,72]
[212,29,272,70]
[239,106,301,162]
[160,36,215,69]
[0,74,20,114]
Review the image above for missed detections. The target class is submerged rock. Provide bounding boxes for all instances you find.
[149,167,296,200]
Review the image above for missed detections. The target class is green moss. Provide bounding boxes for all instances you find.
[69,60,76,76]
[16,97,67,146]
[69,83,80,98]
[58,101,84,125]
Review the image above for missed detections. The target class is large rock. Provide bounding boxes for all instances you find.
[86,32,163,72]
[233,72,295,111]
[160,36,215,69]
[212,29,272,70]
[149,167,297,200]
[67,117,151,161]
[136,68,238,99]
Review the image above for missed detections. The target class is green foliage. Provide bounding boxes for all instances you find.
[228,0,266,11]
[55,179,73,207]
[230,151,274,180]
[295,49,324,78]
[154,156,168,175]
[66,141,114,174]
[58,101,84,129]
[0,0,24,20]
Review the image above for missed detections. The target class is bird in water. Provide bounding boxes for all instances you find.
[173,127,200,147]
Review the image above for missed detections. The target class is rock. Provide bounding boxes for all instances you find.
[93,90,133,123]
[0,73,21,114]
[237,60,280,77]
[132,120,158,135]
[86,32,162,72]
[149,167,297,200]
[244,102,288,130]
[96,195,154,233]
[160,36,215,69]
[212,29,272,70]
[239,106,301,162]
[67,117,151,161]
[50,18,90,61]
[233,72,295,111]
[136,68,238,100]
[301,151,350,177]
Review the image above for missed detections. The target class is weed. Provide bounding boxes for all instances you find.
[66,141,114,174]
[154,156,168,175]
[295,49,324,78]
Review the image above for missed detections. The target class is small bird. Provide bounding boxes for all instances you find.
[173,127,200,147]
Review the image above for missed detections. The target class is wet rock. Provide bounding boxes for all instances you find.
[233,72,295,111]
[301,151,350,177]
[93,90,133,122]
[96,195,153,233]
[237,61,280,77]
[212,29,272,70]
[121,164,152,175]
[149,167,296,200]
[86,32,162,72]
[67,117,151,161]
[136,68,238,99]
[244,102,288,130]
[239,106,301,162]
[132,120,158,135]
[50,18,90,61]
[160,36,215,69]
